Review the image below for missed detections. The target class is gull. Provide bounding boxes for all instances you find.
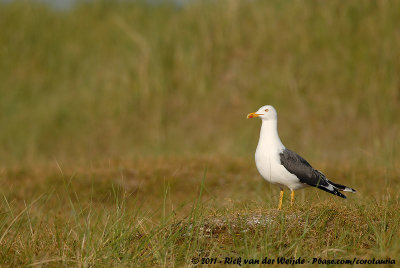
[247,105,356,209]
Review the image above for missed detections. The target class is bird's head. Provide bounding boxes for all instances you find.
[247,105,277,121]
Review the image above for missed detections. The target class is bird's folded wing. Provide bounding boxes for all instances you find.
[279,148,346,198]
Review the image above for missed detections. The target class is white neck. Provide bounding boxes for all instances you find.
[257,119,285,152]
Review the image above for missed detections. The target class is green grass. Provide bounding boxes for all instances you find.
[0,0,400,266]
[0,158,399,266]
[1,0,399,165]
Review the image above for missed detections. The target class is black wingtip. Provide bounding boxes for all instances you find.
[324,177,356,194]
[334,189,347,199]
[316,185,347,199]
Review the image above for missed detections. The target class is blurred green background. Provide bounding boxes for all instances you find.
[0,2,399,265]
[0,0,399,165]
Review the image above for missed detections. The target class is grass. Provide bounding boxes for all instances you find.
[0,0,400,266]
[1,0,399,164]
[0,157,399,266]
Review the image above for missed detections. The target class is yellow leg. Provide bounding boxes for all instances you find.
[291,191,295,207]
[278,190,284,210]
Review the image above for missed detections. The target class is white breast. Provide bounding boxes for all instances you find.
[254,119,307,191]
[255,147,306,190]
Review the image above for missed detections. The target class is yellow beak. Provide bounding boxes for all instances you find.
[247,112,261,119]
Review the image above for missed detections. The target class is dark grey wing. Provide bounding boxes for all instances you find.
[279,149,346,198]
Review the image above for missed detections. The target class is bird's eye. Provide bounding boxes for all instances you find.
[265,109,269,112]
